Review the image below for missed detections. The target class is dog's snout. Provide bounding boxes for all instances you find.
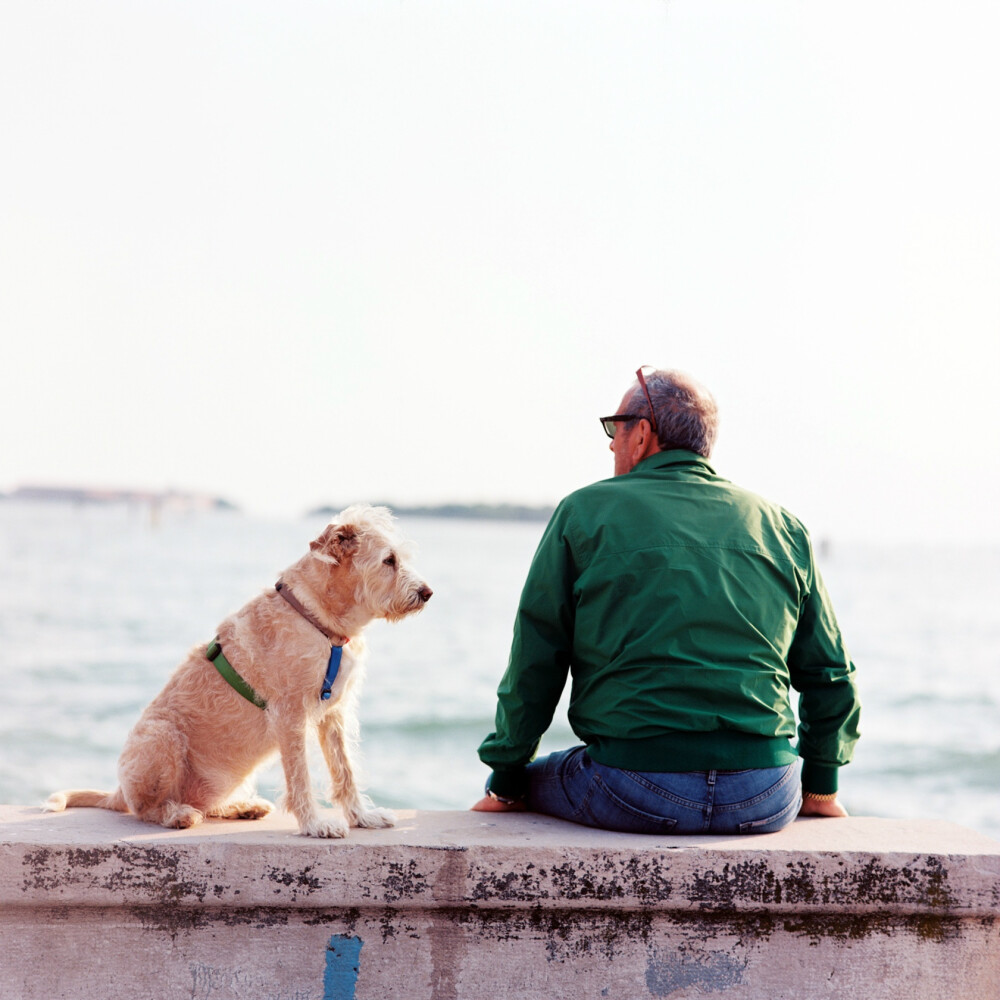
[417,585,433,603]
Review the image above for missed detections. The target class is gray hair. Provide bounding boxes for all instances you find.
[626,369,718,458]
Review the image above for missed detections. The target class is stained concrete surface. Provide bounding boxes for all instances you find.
[1,807,998,999]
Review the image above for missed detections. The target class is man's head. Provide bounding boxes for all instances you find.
[603,368,718,476]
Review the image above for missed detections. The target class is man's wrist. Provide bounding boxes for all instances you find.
[800,759,839,796]
[487,789,522,806]
[486,767,528,801]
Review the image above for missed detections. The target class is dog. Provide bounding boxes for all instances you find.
[45,504,431,838]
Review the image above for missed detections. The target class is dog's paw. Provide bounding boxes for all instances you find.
[354,807,397,829]
[299,817,350,839]
[238,799,274,820]
[164,804,204,829]
[211,797,274,821]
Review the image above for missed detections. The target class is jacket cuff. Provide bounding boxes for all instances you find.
[487,767,528,800]
[801,760,839,795]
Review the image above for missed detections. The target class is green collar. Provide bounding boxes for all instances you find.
[206,638,267,709]
[631,449,717,477]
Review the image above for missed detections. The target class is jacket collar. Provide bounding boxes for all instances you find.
[631,449,717,477]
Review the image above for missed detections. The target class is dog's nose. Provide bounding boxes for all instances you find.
[417,585,433,603]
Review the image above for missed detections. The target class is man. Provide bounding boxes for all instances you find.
[473,367,860,833]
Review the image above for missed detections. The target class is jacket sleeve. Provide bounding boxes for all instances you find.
[477,504,577,799]
[787,555,861,795]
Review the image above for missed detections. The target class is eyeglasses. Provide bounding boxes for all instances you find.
[599,367,659,440]
[600,414,643,439]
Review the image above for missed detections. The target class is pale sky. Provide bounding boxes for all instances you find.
[1,0,997,542]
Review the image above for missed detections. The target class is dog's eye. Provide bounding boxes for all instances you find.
[383,554,397,568]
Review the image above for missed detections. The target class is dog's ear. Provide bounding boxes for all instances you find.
[310,524,360,562]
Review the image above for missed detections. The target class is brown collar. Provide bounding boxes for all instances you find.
[275,581,350,646]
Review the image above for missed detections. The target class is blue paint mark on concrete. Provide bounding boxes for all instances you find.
[645,951,744,996]
[324,935,363,1000]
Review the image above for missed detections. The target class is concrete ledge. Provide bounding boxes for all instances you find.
[2,806,998,999]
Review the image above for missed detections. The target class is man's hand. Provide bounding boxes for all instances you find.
[799,794,849,818]
[470,795,527,813]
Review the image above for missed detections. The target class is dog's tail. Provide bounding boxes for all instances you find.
[43,788,128,814]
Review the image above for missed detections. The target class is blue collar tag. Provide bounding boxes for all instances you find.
[320,645,343,701]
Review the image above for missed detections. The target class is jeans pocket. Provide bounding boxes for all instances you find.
[737,789,801,834]
[584,774,680,834]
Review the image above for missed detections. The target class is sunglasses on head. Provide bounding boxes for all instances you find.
[599,366,659,440]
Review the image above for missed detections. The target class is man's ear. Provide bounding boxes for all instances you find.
[634,418,660,463]
[310,524,360,562]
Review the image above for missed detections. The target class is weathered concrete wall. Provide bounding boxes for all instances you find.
[1,805,997,999]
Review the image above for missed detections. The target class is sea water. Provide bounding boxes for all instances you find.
[0,501,997,840]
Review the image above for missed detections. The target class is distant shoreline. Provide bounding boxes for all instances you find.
[0,489,553,524]
[308,502,555,523]
[0,486,237,511]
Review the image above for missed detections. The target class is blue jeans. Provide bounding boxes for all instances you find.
[525,746,801,834]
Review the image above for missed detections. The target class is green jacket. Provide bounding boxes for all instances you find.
[479,450,860,799]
